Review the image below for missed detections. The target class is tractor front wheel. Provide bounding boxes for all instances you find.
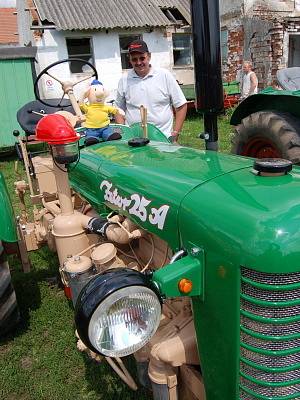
[0,245,19,336]
[231,111,300,163]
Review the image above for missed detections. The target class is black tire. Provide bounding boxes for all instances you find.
[231,111,300,163]
[0,246,20,336]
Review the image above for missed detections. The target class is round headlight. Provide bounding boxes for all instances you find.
[75,269,162,357]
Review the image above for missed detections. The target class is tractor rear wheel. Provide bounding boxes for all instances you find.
[231,111,300,163]
[0,245,19,336]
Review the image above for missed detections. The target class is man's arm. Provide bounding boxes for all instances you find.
[249,72,258,95]
[165,70,187,141]
[171,103,187,141]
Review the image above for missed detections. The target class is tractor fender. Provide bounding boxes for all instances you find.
[0,173,17,243]
[230,87,300,126]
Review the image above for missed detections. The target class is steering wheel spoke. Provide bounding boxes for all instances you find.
[57,92,68,108]
[73,73,95,87]
[45,71,64,86]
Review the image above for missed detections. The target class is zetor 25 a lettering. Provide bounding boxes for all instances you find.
[100,180,169,230]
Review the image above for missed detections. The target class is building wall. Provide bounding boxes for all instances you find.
[222,21,244,82]
[220,0,241,16]
[221,0,300,88]
[34,27,192,100]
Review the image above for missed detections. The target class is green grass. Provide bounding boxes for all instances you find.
[0,113,232,400]
[179,110,233,153]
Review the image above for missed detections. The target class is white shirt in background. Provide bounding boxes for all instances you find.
[241,71,258,99]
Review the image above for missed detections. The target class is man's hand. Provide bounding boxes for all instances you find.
[170,130,179,143]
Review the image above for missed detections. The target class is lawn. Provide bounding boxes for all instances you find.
[0,112,233,400]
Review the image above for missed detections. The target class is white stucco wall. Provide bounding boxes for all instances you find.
[35,28,187,101]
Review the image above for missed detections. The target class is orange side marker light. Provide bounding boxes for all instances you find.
[178,278,193,294]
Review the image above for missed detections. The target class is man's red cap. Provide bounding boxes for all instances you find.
[128,40,149,54]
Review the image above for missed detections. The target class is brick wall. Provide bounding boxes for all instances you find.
[223,25,244,82]
[223,17,295,89]
[0,8,18,44]
[269,22,285,86]
[221,0,300,89]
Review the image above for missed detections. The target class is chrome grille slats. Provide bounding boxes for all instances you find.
[242,299,300,318]
[242,267,300,285]
[241,362,300,383]
[241,315,300,335]
[241,281,300,302]
[240,347,300,368]
[241,331,300,351]
[240,376,300,397]
[241,347,300,368]
[240,267,300,398]
[239,390,261,400]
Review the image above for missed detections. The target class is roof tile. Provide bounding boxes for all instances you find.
[33,0,190,30]
[0,8,18,44]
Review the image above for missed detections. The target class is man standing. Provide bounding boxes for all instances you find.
[239,61,258,100]
[115,40,187,142]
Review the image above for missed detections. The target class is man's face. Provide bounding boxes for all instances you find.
[243,63,250,73]
[129,52,151,77]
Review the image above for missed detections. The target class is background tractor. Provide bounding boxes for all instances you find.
[2,1,300,400]
[231,67,300,162]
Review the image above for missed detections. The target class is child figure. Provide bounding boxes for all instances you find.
[79,79,124,141]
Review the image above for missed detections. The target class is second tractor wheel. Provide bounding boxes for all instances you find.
[0,246,20,337]
[231,111,300,163]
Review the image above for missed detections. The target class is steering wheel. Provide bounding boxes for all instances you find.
[34,58,98,108]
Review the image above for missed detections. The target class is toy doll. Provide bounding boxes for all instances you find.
[79,79,124,141]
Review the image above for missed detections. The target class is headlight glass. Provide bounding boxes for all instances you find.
[88,285,161,357]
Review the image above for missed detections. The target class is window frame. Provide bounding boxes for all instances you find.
[172,33,193,67]
[119,34,142,70]
[220,28,228,62]
[65,36,94,74]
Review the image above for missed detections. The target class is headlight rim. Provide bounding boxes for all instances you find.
[75,268,162,355]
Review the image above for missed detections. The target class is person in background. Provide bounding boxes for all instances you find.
[115,40,187,142]
[237,61,258,100]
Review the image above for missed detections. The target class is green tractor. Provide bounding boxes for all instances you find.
[231,68,300,162]
[2,1,300,399]
[0,176,19,336]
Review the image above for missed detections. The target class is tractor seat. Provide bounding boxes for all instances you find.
[17,99,75,138]
[277,67,300,91]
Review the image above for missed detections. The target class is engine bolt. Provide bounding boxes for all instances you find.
[191,247,200,256]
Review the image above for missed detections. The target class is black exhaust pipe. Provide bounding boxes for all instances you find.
[190,0,224,151]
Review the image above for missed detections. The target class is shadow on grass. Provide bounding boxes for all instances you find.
[0,246,61,345]
[83,353,150,400]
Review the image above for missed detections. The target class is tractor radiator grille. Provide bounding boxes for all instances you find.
[240,267,300,399]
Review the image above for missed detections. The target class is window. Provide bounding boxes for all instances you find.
[221,29,228,62]
[172,33,192,66]
[288,35,300,67]
[119,35,142,69]
[66,37,93,73]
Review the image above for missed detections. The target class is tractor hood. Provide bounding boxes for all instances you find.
[69,140,252,248]
[179,161,300,273]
